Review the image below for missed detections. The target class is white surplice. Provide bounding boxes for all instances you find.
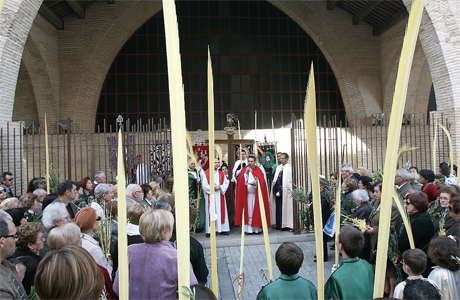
[243,167,268,233]
[202,170,229,234]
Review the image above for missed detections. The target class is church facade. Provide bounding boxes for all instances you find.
[0,0,459,157]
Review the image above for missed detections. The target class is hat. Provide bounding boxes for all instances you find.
[74,207,97,231]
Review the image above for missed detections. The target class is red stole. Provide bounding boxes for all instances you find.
[235,166,271,228]
[206,170,226,224]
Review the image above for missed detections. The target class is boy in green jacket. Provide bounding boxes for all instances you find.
[324,225,374,299]
[257,242,317,300]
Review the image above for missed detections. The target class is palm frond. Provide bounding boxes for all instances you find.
[397,146,418,167]
[393,190,415,248]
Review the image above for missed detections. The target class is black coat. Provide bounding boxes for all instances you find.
[12,248,42,294]
[352,202,372,222]
[397,212,434,277]
[309,190,332,227]
[446,219,460,238]
[397,212,434,254]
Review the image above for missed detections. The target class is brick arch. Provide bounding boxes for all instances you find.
[21,24,60,126]
[0,0,42,127]
[77,0,367,127]
[269,1,370,122]
[72,1,163,126]
[382,40,432,116]
[402,0,460,154]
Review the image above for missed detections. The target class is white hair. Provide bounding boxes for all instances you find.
[341,163,354,174]
[33,188,46,197]
[396,169,410,181]
[94,171,105,180]
[94,184,113,199]
[352,189,370,203]
[126,184,139,197]
[42,202,68,230]
[0,209,13,221]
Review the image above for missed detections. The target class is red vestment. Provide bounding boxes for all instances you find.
[235,165,271,228]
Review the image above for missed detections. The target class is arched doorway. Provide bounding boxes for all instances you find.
[97,0,346,130]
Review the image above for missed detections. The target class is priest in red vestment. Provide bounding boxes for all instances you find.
[235,154,271,234]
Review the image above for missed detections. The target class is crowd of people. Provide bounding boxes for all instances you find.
[320,163,460,299]
[0,171,211,300]
[0,157,459,299]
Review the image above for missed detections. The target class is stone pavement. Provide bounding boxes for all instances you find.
[194,227,339,299]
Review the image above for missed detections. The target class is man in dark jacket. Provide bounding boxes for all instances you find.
[0,212,27,299]
[52,180,79,219]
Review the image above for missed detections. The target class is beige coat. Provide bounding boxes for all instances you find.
[270,163,294,229]
[0,259,27,299]
[368,198,401,250]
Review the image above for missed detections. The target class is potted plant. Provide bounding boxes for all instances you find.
[288,184,312,231]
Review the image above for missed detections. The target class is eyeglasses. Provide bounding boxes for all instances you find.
[0,190,5,193]
[405,200,412,205]
[2,232,18,239]
[135,190,144,194]
[400,260,406,266]
[22,215,27,219]
[439,197,450,201]
[96,216,102,221]
[7,178,13,181]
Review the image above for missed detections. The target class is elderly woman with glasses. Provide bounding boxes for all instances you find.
[113,209,198,300]
[446,196,460,238]
[429,186,458,236]
[11,222,44,294]
[75,207,113,277]
[395,191,434,277]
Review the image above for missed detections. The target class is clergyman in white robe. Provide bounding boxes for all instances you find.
[269,162,294,229]
[243,166,269,234]
[202,169,230,234]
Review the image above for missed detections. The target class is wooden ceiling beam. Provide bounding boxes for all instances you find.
[327,0,339,10]
[39,3,64,30]
[373,8,408,36]
[66,0,85,19]
[353,1,382,25]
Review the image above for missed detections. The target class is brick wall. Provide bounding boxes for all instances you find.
[3,0,460,178]
[7,0,438,127]
[12,61,38,125]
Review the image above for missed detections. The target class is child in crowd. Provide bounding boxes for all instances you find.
[393,249,439,299]
[256,242,317,300]
[324,226,374,300]
[403,279,442,300]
